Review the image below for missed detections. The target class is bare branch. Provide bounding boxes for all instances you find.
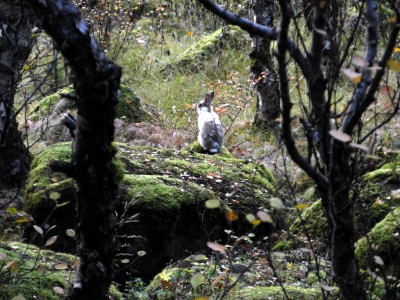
[342,19,400,134]
[277,0,328,188]
[196,0,309,77]
[340,0,379,134]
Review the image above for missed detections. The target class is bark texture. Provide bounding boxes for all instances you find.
[251,0,280,128]
[0,0,34,187]
[28,0,122,299]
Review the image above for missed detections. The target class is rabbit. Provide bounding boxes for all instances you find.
[197,91,223,154]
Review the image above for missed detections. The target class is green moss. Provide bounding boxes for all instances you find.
[289,200,327,238]
[0,242,74,300]
[25,142,275,224]
[272,240,295,251]
[184,141,233,158]
[123,174,216,210]
[29,86,74,120]
[29,83,150,122]
[165,25,249,73]
[24,142,74,212]
[355,208,400,270]
[117,84,152,122]
[364,159,400,181]
[233,286,323,299]
[0,241,122,300]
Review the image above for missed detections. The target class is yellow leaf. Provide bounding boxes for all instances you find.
[10,261,20,276]
[187,31,193,37]
[388,16,397,23]
[294,203,309,210]
[23,64,30,71]
[15,217,31,223]
[251,219,261,226]
[394,47,400,53]
[159,270,172,281]
[387,59,400,72]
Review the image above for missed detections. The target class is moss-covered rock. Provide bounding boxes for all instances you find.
[0,241,123,300]
[163,25,250,73]
[24,141,276,280]
[355,208,400,272]
[29,86,75,121]
[363,158,400,182]
[289,200,328,242]
[28,84,150,123]
[24,84,152,153]
[117,84,152,122]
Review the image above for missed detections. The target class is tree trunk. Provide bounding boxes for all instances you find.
[28,0,122,299]
[250,0,280,128]
[0,0,34,187]
[321,141,366,300]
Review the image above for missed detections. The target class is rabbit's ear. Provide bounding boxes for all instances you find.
[204,91,215,105]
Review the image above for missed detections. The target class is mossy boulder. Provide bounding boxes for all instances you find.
[24,141,276,280]
[24,84,151,152]
[117,84,152,122]
[355,208,400,272]
[0,241,122,300]
[28,84,150,123]
[289,200,328,243]
[163,25,250,73]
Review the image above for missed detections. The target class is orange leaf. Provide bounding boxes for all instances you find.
[225,211,238,221]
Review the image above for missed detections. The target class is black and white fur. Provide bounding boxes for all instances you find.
[197,92,223,154]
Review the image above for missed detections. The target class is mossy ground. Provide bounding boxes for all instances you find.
[126,248,330,300]
[0,241,123,300]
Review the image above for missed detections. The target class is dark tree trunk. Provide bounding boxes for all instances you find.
[0,0,34,187]
[321,142,365,299]
[250,0,280,128]
[28,0,122,299]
